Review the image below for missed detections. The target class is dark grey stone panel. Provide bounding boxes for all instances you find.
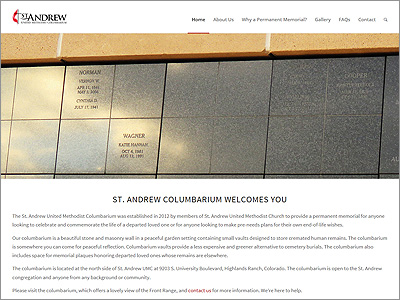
[13,67,65,119]
[210,117,268,173]
[215,61,272,116]
[158,175,263,179]
[380,56,399,173]
[164,62,218,117]
[1,68,17,120]
[111,64,166,118]
[158,118,213,173]
[320,175,378,178]
[379,174,399,179]
[7,120,59,173]
[265,116,324,174]
[321,116,381,174]
[62,65,114,119]
[326,57,385,115]
[270,59,328,116]
[55,175,155,179]
[56,119,109,173]
[106,119,161,174]
[6,175,54,179]
[1,121,11,173]
[264,175,321,179]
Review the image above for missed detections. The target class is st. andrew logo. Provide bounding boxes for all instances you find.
[12,9,67,24]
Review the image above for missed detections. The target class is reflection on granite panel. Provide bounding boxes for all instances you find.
[380,56,399,173]
[158,175,263,179]
[1,121,11,173]
[158,118,213,174]
[1,68,17,120]
[13,67,65,119]
[379,174,399,179]
[1,175,5,179]
[7,120,59,173]
[211,117,268,174]
[215,61,272,116]
[270,59,328,116]
[321,116,381,174]
[6,175,54,179]
[56,119,109,173]
[55,175,156,179]
[106,119,160,173]
[62,65,114,119]
[264,175,321,179]
[164,62,218,117]
[265,116,323,174]
[326,57,385,115]
[111,64,165,118]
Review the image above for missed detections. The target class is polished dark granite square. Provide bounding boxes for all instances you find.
[106,119,161,174]
[62,65,114,119]
[13,67,65,120]
[215,61,272,116]
[270,59,328,116]
[111,64,166,118]
[265,116,324,174]
[158,117,214,173]
[321,116,381,174]
[1,68,17,120]
[210,117,268,173]
[7,120,59,173]
[56,119,109,173]
[164,62,218,117]
[326,57,385,115]
[380,56,399,174]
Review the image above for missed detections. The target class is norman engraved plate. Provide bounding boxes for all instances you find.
[380,56,399,174]
[164,62,218,117]
[270,59,328,115]
[13,66,65,119]
[1,68,17,120]
[210,117,268,174]
[1,121,11,173]
[158,118,214,174]
[265,116,324,174]
[7,120,59,173]
[62,65,114,119]
[326,57,385,115]
[56,119,109,173]
[321,116,381,174]
[106,119,161,174]
[215,61,272,117]
[111,64,166,118]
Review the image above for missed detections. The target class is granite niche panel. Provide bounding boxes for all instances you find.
[1,68,17,121]
[380,56,399,174]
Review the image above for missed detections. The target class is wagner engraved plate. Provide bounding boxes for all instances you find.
[106,119,161,173]
[1,68,17,120]
[380,56,399,174]
[111,64,165,118]
[56,119,109,173]
[62,65,115,119]
[13,66,65,119]
[7,120,59,173]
